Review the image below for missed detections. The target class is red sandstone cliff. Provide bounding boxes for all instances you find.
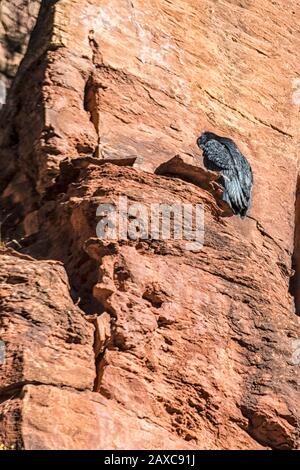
[0,0,300,450]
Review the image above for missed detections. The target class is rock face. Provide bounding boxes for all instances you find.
[0,0,41,106]
[0,0,300,450]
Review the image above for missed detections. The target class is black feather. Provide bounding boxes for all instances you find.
[197,132,253,217]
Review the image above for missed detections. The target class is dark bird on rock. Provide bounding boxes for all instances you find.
[197,131,253,218]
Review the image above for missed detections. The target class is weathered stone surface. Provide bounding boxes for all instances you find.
[35,162,300,449]
[0,249,95,392]
[20,385,197,450]
[0,0,41,105]
[0,0,300,451]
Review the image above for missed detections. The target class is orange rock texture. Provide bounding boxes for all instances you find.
[0,0,300,450]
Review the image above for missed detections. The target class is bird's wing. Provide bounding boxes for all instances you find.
[222,168,248,210]
[222,141,253,199]
[222,144,253,214]
[202,140,232,169]
[202,139,245,203]
[240,163,253,201]
[201,137,253,216]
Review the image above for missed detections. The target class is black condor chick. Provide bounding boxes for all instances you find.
[197,132,253,217]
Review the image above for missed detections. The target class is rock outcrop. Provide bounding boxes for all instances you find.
[0,0,41,106]
[0,0,299,450]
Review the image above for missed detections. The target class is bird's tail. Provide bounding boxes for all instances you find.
[222,174,250,218]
